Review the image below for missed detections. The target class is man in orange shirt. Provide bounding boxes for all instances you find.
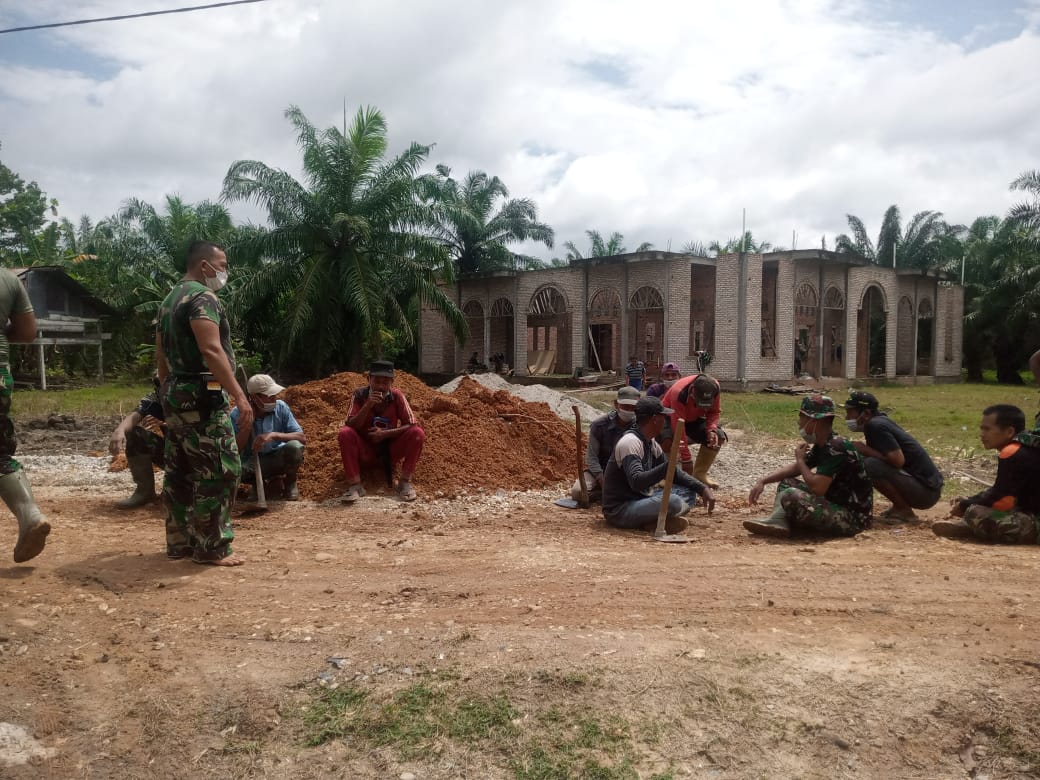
[660,373,727,487]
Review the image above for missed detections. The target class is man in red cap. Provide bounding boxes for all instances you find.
[660,372,726,487]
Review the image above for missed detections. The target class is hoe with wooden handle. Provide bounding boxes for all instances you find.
[572,405,589,508]
[237,366,267,516]
[653,417,690,543]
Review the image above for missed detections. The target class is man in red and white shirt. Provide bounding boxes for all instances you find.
[660,373,727,488]
[338,360,424,503]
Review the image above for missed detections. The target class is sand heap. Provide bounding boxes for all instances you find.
[285,372,581,500]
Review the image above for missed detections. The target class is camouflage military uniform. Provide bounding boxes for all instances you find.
[960,505,1039,544]
[0,367,22,477]
[0,271,33,477]
[126,387,166,467]
[776,435,873,537]
[156,280,241,562]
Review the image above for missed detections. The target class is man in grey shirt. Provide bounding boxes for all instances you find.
[571,386,640,502]
[602,396,715,534]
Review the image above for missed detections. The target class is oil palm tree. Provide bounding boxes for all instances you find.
[835,205,956,273]
[1008,169,1040,236]
[961,214,1040,382]
[420,165,554,273]
[709,231,773,254]
[222,105,465,374]
[563,230,652,260]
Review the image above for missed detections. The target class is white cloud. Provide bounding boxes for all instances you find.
[0,0,1037,257]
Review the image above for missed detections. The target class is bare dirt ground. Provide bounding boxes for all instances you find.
[1,418,1039,779]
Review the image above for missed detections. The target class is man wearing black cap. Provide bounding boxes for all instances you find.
[843,391,943,523]
[601,395,715,533]
[661,373,727,487]
[338,361,425,503]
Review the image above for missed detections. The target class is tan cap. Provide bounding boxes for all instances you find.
[246,374,286,396]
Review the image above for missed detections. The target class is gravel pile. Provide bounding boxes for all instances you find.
[438,373,602,424]
[19,455,131,490]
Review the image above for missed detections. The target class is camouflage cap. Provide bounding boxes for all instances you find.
[800,394,836,419]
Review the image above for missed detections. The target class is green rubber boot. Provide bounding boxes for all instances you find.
[742,492,791,538]
[116,455,158,509]
[1,470,51,563]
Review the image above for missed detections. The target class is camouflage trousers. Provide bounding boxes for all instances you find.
[162,409,241,562]
[777,478,869,537]
[0,367,21,476]
[963,505,1040,545]
[126,424,165,468]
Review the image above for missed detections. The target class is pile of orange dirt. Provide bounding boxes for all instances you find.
[284,372,582,500]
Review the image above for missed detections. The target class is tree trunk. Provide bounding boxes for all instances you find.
[993,335,1024,385]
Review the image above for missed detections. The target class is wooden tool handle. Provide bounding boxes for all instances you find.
[654,418,685,536]
[573,405,589,508]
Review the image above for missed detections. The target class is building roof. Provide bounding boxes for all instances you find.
[8,265,117,316]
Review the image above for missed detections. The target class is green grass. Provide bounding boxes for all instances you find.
[725,382,1040,460]
[300,676,669,780]
[12,383,151,418]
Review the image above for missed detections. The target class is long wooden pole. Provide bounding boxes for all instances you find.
[572,405,589,508]
[654,418,685,537]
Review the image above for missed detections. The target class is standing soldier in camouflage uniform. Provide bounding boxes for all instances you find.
[156,241,252,565]
[109,374,165,509]
[745,394,872,538]
[0,267,50,562]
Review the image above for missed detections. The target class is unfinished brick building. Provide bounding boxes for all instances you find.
[419,250,964,387]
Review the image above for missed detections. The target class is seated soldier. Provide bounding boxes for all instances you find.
[571,386,639,503]
[843,391,943,522]
[231,374,307,500]
[745,395,872,538]
[933,404,1040,543]
[109,374,165,509]
[602,396,714,534]
[338,360,425,503]
[645,362,681,399]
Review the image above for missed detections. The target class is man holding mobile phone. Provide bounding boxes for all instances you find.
[338,360,425,503]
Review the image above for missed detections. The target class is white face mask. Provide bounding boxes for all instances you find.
[845,419,861,432]
[800,424,816,444]
[663,378,678,388]
[261,402,277,413]
[203,261,229,292]
[617,409,636,423]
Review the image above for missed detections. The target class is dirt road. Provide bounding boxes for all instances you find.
[1,431,1038,779]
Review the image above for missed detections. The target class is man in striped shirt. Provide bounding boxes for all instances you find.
[624,355,646,391]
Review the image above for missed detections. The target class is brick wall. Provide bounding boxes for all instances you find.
[420,253,965,383]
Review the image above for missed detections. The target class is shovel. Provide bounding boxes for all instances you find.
[237,365,268,517]
[653,417,690,543]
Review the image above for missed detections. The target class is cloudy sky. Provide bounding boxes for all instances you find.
[1,0,1038,259]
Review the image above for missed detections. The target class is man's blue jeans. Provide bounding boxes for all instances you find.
[604,485,699,529]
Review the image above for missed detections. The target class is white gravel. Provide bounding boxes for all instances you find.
[20,455,133,491]
[438,373,603,425]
